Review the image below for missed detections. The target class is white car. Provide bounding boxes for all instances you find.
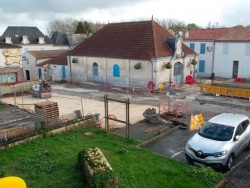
[185,113,250,171]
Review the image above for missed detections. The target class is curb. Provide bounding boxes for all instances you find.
[137,125,181,148]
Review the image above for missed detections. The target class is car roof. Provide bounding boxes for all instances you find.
[208,113,249,127]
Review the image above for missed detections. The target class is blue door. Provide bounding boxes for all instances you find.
[199,60,205,73]
[38,68,42,79]
[62,66,66,79]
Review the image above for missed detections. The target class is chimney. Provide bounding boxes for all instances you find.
[185,31,189,38]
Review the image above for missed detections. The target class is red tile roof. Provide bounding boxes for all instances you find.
[217,27,250,41]
[28,50,68,59]
[37,50,69,66]
[0,42,21,49]
[183,28,230,40]
[69,20,194,60]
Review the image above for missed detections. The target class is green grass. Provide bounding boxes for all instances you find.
[0,103,9,110]
[0,126,224,188]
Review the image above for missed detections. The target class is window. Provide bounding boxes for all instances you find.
[235,124,244,136]
[190,43,195,51]
[113,64,120,77]
[223,43,229,55]
[93,63,98,76]
[241,120,249,132]
[199,60,205,72]
[245,43,250,56]
[200,43,206,54]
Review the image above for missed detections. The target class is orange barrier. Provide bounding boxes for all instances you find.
[200,83,250,99]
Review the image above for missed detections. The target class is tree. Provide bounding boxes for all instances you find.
[187,23,201,30]
[47,18,105,37]
[233,25,244,28]
[155,18,187,30]
[206,22,219,29]
[46,17,78,37]
[75,22,84,34]
[83,21,92,34]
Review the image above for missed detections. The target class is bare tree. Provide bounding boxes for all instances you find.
[47,18,106,37]
[155,18,187,30]
[46,17,77,37]
[206,22,220,29]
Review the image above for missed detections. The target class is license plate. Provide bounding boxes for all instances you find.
[193,161,205,167]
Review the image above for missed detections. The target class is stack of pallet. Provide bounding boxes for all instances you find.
[34,101,59,121]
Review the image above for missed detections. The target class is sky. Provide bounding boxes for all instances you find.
[0,0,250,36]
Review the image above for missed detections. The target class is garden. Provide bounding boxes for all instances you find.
[0,125,224,188]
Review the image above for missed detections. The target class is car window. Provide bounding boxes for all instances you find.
[198,122,234,141]
[241,120,249,132]
[235,124,243,136]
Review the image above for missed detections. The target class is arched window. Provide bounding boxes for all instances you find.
[93,62,98,76]
[113,64,120,77]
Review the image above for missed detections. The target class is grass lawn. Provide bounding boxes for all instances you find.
[0,126,224,188]
[0,103,9,110]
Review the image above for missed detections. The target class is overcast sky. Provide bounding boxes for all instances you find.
[1,0,250,35]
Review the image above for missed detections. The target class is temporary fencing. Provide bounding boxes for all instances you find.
[158,101,188,118]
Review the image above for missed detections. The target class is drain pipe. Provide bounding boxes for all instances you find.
[67,55,72,82]
[211,41,215,72]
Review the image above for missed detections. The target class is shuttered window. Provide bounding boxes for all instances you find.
[190,43,195,51]
[200,43,206,54]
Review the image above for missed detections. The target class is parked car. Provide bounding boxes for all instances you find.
[185,113,250,171]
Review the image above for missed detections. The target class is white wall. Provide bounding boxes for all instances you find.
[49,64,70,81]
[183,41,214,77]
[70,55,195,87]
[22,52,38,80]
[214,42,250,79]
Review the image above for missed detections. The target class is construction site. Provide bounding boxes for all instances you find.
[1,77,250,143]
[1,78,250,187]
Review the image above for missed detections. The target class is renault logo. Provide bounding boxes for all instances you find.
[198,150,203,156]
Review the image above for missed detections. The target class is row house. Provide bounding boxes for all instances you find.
[183,27,250,80]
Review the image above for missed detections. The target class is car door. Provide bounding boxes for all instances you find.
[241,120,250,149]
[233,124,245,156]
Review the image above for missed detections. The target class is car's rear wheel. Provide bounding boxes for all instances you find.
[225,154,234,171]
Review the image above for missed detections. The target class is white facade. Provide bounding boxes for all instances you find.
[214,42,250,79]
[22,52,50,80]
[49,64,69,81]
[69,55,195,87]
[183,41,214,77]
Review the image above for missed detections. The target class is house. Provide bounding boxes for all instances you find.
[0,42,24,83]
[67,20,196,87]
[36,50,69,81]
[183,28,230,77]
[0,26,69,66]
[214,27,250,79]
[50,31,87,49]
[22,50,68,80]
